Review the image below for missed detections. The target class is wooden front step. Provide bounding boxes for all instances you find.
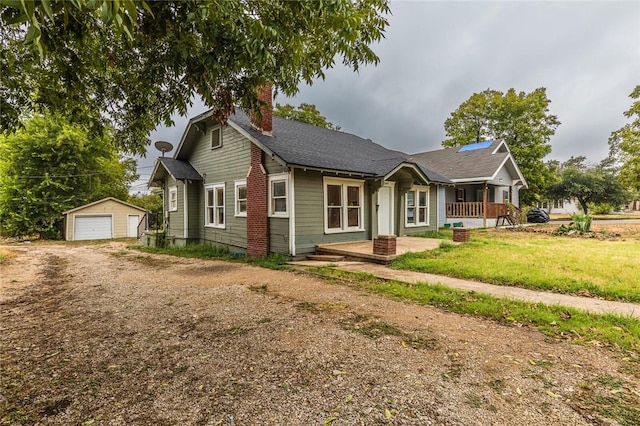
[307,254,345,262]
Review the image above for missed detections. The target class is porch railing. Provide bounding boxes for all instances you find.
[136,212,163,238]
[446,202,508,218]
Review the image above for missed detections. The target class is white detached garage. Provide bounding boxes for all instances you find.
[63,197,148,241]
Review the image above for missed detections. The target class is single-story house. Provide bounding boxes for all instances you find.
[537,199,582,215]
[64,197,148,241]
[148,88,451,257]
[402,140,528,227]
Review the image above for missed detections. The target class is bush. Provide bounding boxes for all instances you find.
[570,213,592,233]
[589,203,612,215]
[553,213,593,236]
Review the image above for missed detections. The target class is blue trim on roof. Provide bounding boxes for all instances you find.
[458,140,494,152]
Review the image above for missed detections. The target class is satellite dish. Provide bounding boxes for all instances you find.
[154,140,174,157]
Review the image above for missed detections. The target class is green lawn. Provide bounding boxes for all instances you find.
[308,267,640,352]
[392,230,640,303]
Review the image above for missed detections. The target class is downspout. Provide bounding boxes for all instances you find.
[183,181,188,239]
[288,169,296,257]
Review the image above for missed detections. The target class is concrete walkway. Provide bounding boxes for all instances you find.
[290,260,640,318]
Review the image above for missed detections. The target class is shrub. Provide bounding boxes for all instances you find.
[589,203,612,215]
[570,213,593,233]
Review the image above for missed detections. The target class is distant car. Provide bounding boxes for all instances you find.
[526,208,550,223]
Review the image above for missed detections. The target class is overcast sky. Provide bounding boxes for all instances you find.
[134,1,640,192]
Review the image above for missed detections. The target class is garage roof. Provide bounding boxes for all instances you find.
[63,197,147,215]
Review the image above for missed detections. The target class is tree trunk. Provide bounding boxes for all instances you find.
[577,197,588,214]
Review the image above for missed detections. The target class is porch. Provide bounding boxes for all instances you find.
[314,236,445,264]
[446,202,508,219]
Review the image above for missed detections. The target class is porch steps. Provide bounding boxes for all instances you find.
[307,254,345,262]
[496,214,517,226]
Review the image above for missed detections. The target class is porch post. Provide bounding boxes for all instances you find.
[483,182,488,227]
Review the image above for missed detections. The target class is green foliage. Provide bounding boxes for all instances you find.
[609,85,640,192]
[128,192,162,215]
[133,244,290,270]
[546,161,630,214]
[273,103,341,130]
[443,88,560,205]
[570,213,593,233]
[391,231,640,303]
[589,202,613,215]
[0,0,389,155]
[310,267,640,352]
[0,113,136,238]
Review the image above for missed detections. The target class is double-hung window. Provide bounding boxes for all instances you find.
[168,187,178,212]
[268,173,289,217]
[211,126,222,149]
[406,186,429,226]
[205,183,225,228]
[324,177,364,233]
[235,180,247,217]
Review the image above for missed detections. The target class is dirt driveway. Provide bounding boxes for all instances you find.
[1,242,638,425]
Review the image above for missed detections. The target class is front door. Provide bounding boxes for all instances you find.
[377,183,395,235]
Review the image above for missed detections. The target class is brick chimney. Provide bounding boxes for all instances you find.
[246,143,269,257]
[250,84,273,135]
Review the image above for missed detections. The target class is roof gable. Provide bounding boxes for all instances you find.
[404,140,526,186]
[148,158,203,187]
[63,197,147,215]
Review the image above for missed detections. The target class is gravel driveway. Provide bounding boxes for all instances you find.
[1,242,638,425]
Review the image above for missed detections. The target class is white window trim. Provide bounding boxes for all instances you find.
[211,125,222,149]
[168,186,178,212]
[405,185,430,227]
[204,183,225,229]
[268,173,289,218]
[234,179,247,217]
[323,177,365,234]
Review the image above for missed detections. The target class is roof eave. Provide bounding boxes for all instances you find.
[290,164,373,178]
[173,110,214,159]
[226,120,288,169]
[63,197,147,215]
[147,159,174,188]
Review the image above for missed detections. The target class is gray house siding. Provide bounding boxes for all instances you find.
[180,125,253,251]
[269,218,289,255]
[165,177,184,239]
[186,181,201,240]
[293,169,370,257]
[266,157,291,255]
[397,186,438,236]
[438,186,447,228]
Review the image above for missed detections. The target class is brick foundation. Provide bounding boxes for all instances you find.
[452,228,470,243]
[373,234,397,255]
[247,144,268,257]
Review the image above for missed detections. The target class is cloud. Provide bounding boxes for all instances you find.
[135,1,639,191]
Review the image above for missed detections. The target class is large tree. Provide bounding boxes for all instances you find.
[442,88,561,205]
[0,0,389,155]
[0,114,137,238]
[609,85,640,192]
[273,103,341,130]
[546,158,629,214]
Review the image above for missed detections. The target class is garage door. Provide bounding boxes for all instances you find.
[74,215,113,240]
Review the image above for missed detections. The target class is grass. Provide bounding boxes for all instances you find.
[306,267,640,352]
[0,248,16,263]
[550,213,640,221]
[131,243,291,270]
[391,229,640,303]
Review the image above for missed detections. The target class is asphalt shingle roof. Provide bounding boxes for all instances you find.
[158,157,203,181]
[229,109,451,184]
[401,140,509,181]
